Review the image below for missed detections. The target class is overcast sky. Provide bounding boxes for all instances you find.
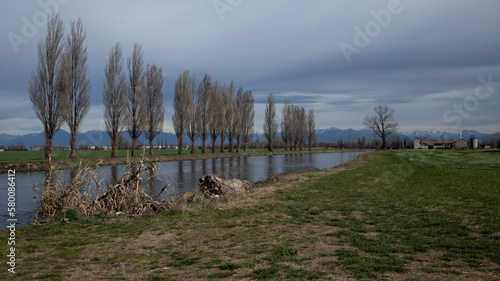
[1,0,500,135]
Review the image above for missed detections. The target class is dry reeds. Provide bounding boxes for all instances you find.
[36,155,174,220]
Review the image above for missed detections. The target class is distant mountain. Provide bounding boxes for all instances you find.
[1,128,498,147]
[401,129,498,141]
[316,127,375,143]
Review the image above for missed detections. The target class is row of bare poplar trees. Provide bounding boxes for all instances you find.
[29,14,165,159]
[103,42,165,158]
[29,14,90,159]
[172,71,255,155]
[264,96,317,152]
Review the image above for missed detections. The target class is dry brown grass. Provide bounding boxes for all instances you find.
[36,155,174,220]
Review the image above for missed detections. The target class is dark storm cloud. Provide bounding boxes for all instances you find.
[1,0,499,135]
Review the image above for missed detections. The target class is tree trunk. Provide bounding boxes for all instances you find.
[150,137,154,156]
[228,136,233,153]
[191,139,196,154]
[69,132,77,159]
[211,135,216,153]
[111,133,118,158]
[178,135,183,155]
[202,137,206,154]
[196,174,251,196]
[220,136,225,153]
[45,135,54,159]
[131,138,137,157]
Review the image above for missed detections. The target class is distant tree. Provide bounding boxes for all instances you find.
[208,81,223,153]
[117,131,130,150]
[16,142,26,151]
[187,77,199,154]
[225,82,237,152]
[264,93,278,152]
[28,14,66,159]
[235,88,244,152]
[360,136,368,149]
[62,18,91,159]
[78,142,90,150]
[144,64,165,156]
[241,90,255,152]
[293,106,306,150]
[103,42,128,158]
[281,100,292,151]
[173,70,194,155]
[197,75,211,153]
[126,43,145,157]
[363,105,399,149]
[307,108,316,150]
[389,134,401,149]
[219,83,234,153]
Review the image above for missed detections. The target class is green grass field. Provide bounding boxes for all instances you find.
[0,148,272,162]
[0,148,321,162]
[1,150,499,280]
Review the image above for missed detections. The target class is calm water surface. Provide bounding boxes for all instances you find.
[0,151,368,226]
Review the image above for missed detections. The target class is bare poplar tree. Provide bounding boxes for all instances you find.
[103,43,128,158]
[62,18,91,159]
[235,88,244,152]
[264,93,278,152]
[225,81,236,152]
[307,108,316,150]
[290,105,296,150]
[281,100,292,151]
[173,70,193,155]
[208,81,223,153]
[297,107,306,150]
[241,90,255,152]
[29,14,66,159]
[218,83,232,153]
[126,43,145,157]
[187,77,199,154]
[144,64,165,156]
[197,75,211,153]
[363,105,399,149]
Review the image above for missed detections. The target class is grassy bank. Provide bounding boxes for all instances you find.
[0,147,346,172]
[1,150,499,280]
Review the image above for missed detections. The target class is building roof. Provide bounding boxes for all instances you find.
[420,140,454,146]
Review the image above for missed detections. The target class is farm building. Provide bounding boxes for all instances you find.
[414,138,468,149]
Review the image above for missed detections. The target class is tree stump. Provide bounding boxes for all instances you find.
[196,174,251,196]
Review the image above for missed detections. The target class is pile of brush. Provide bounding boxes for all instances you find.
[36,156,173,220]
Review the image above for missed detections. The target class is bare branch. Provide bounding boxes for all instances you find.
[103,42,128,158]
[363,105,399,149]
[29,14,66,159]
[144,64,165,156]
[127,43,145,156]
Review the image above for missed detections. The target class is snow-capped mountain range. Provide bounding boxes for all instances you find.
[0,128,498,147]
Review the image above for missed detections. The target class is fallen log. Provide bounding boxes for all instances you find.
[196,174,251,196]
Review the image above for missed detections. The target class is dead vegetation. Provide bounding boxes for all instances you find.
[35,155,255,221]
[35,155,175,220]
